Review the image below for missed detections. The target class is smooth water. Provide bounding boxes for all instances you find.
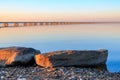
[0,23,120,72]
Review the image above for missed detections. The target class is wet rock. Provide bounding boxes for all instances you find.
[43,49,108,67]
[0,47,40,66]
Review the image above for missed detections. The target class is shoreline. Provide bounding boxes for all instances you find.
[0,66,120,80]
[0,61,120,80]
[0,47,119,79]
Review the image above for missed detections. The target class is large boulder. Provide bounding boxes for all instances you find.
[0,47,40,66]
[42,49,108,67]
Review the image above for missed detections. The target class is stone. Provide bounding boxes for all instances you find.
[35,54,53,68]
[0,47,40,66]
[43,49,108,67]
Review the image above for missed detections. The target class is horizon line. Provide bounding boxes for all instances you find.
[0,22,120,23]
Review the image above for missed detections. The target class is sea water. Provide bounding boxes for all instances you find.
[0,23,120,72]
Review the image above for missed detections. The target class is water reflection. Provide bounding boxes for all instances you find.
[0,23,120,72]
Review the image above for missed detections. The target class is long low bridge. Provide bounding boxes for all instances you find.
[0,22,83,27]
[0,22,119,27]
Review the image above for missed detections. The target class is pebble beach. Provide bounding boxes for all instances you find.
[0,66,120,80]
[0,48,119,80]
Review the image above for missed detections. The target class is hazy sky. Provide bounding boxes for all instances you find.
[0,0,120,22]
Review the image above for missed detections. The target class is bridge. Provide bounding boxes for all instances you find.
[0,22,119,27]
[0,22,82,27]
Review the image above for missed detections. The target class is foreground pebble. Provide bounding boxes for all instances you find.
[0,66,120,80]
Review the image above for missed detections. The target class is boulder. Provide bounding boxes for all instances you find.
[35,54,52,68]
[43,49,108,67]
[0,47,40,66]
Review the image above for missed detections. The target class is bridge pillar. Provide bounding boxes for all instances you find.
[50,22,52,25]
[14,23,19,27]
[48,22,51,25]
[3,23,9,27]
[39,22,43,25]
[58,22,60,25]
[51,22,54,25]
[23,23,27,26]
[55,22,57,25]
[46,22,49,25]
[34,23,37,26]
[52,22,57,25]
[43,22,46,25]
[61,22,64,25]
[29,23,33,26]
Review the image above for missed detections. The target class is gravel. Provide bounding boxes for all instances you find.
[0,66,120,80]
[0,60,120,80]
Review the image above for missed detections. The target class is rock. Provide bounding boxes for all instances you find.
[43,49,108,67]
[0,47,40,66]
[35,54,53,68]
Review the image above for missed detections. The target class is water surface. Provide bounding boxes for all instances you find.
[0,23,120,72]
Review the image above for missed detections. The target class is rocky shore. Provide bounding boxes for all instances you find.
[0,66,120,80]
[0,47,120,80]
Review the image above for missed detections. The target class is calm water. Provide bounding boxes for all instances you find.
[0,23,120,72]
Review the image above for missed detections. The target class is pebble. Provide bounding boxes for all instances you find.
[17,77,26,80]
[0,66,120,79]
[1,75,4,79]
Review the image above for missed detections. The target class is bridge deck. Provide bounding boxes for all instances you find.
[0,22,119,27]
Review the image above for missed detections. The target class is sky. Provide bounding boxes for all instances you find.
[0,0,120,22]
